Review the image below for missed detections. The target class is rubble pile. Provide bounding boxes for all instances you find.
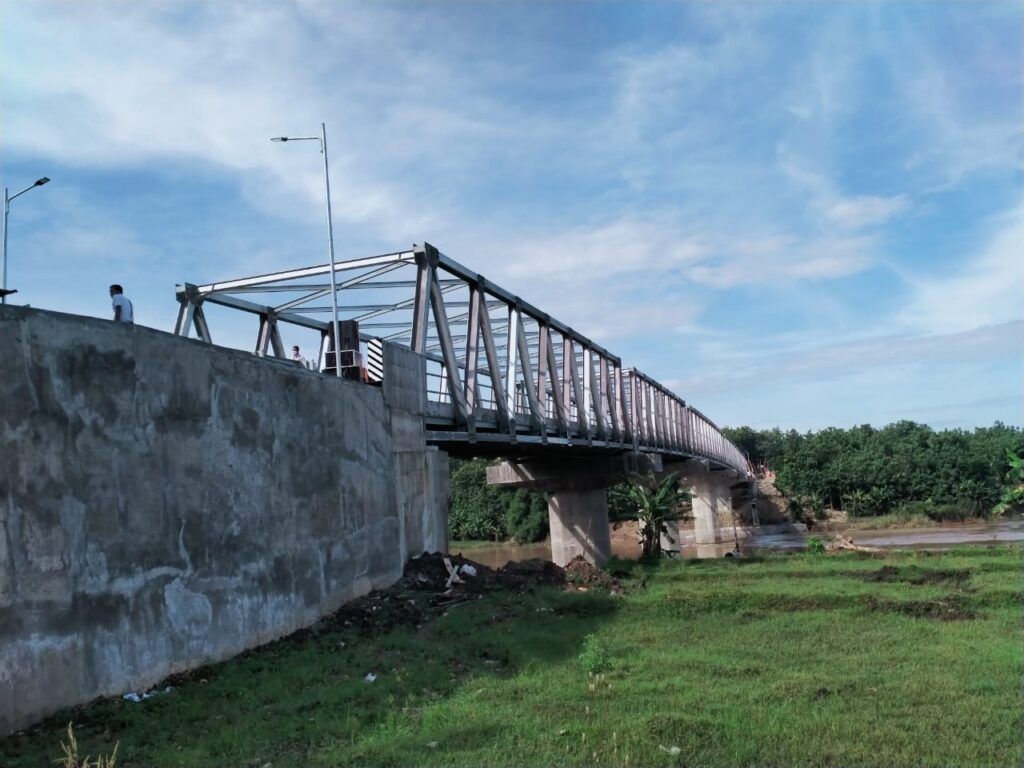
[296,552,626,639]
[563,556,626,594]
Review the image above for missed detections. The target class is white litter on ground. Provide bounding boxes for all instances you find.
[122,686,173,703]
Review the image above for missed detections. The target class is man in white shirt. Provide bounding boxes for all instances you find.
[109,284,134,324]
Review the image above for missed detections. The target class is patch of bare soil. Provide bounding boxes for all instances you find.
[858,565,972,587]
[862,594,978,621]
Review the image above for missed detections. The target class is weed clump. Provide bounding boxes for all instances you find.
[55,723,118,768]
[805,536,827,554]
[579,634,613,674]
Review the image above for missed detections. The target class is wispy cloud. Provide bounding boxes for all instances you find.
[897,201,1024,335]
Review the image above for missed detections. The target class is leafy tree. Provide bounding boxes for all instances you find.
[724,421,1023,520]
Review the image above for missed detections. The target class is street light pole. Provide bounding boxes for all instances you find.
[319,123,343,379]
[2,176,50,304]
[270,128,342,377]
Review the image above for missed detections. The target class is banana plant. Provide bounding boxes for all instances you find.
[625,472,688,560]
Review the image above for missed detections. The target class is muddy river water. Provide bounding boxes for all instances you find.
[456,519,1024,569]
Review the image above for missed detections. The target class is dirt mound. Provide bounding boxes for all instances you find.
[497,558,566,589]
[563,556,626,594]
[398,552,496,594]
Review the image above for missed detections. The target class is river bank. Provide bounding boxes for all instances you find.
[5,545,1020,767]
[454,518,1024,568]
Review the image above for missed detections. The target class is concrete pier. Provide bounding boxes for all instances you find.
[548,489,613,566]
[485,455,660,566]
[691,467,722,544]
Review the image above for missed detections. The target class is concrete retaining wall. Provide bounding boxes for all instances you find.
[0,306,447,735]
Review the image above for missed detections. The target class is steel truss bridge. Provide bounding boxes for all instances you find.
[175,243,749,474]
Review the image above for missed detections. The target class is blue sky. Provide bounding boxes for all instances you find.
[2,1,1021,431]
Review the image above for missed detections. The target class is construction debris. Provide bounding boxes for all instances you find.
[563,556,626,594]
[279,552,627,644]
[826,536,882,553]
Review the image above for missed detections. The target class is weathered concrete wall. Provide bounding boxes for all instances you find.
[0,306,447,735]
[382,343,449,562]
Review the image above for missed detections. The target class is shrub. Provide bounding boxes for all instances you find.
[607,482,637,521]
[448,460,510,540]
[448,459,549,542]
[994,450,1024,516]
[504,489,548,544]
[805,536,826,554]
[579,634,612,674]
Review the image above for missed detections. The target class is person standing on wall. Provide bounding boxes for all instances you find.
[109,284,134,324]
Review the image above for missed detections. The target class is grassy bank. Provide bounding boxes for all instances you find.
[4,546,1021,767]
[842,511,938,530]
[447,539,513,550]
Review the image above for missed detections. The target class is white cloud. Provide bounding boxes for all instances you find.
[1,2,523,240]
[677,321,1023,399]
[898,201,1024,335]
[824,195,910,229]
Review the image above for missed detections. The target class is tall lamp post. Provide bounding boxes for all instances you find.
[271,124,342,378]
[2,176,50,304]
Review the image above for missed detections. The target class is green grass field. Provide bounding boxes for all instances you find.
[4,546,1021,767]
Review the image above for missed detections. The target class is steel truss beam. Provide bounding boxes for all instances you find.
[174,242,750,474]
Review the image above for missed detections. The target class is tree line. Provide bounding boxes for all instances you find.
[723,421,1024,519]
[448,421,1023,542]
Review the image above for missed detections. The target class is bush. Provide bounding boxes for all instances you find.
[578,634,612,674]
[607,482,638,521]
[805,536,826,554]
[449,459,549,542]
[504,489,548,544]
[448,460,510,540]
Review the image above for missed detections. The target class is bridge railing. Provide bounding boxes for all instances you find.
[174,242,750,475]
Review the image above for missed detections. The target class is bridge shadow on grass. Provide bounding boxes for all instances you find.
[0,584,622,768]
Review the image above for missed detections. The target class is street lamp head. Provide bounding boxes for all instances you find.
[34,177,50,186]
[270,137,289,142]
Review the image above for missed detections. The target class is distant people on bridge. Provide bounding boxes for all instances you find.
[291,345,316,371]
[109,285,133,324]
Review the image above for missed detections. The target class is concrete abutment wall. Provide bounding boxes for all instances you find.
[0,306,447,735]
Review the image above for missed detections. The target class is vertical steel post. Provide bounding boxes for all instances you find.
[2,189,9,303]
[320,124,342,377]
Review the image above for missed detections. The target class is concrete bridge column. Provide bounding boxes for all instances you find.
[715,473,736,532]
[691,466,722,545]
[486,455,661,567]
[547,489,613,566]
